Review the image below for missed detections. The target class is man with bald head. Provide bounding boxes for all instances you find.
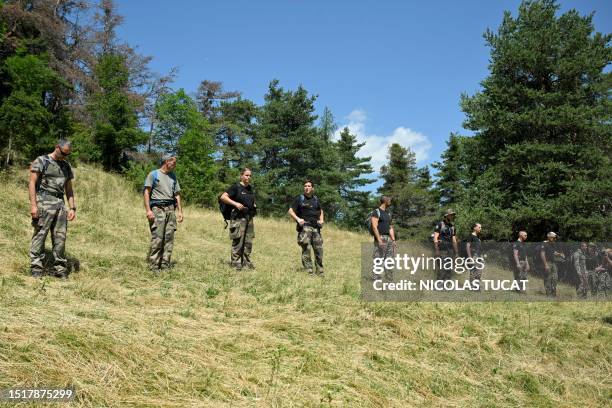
[512,231,530,292]
[28,140,77,278]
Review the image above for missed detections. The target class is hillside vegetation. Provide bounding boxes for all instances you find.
[0,165,610,407]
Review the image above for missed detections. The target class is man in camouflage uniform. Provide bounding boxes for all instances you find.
[28,140,77,278]
[371,196,396,281]
[288,180,324,276]
[143,154,184,272]
[573,242,588,298]
[538,232,564,297]
[433,209,458,281]
[219,168,256,270]
[588,244,610,299]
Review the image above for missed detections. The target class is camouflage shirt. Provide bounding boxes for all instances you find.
[31,155,73,198]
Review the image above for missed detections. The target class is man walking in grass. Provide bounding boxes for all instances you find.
[512,230,530,292]
[465,223,483,287]
[433,209,458,281]
[29,139,77,279]
[143,153,184,272]
[219,168,257,270]
[538,232,564,297]
[573,242,588,298]
[371,196,396,280]
[288,180,324,276]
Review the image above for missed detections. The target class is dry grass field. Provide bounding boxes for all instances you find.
[0,165,610,407]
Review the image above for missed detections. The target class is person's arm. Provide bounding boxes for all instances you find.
[513,248,521,268]
[573,252,580,273]
[389,226,396,242]
[29,170,39,219]
[288,207,304,225]
[175,193,183,223]
[371,216,383,246]
[220,192,245,212]
[144,187,154,221]
[467,241,472,259]
[540,248,549,271]
[318,208,324,226]
[452,235,459,255]
[433,231,441,255]
[65,179,76,221]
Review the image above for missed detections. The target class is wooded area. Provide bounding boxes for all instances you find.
[1,0,609,241]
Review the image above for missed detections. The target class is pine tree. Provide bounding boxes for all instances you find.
[379,143,436,240]
[431,133,468,206]
[456,0,611,241]
[89,52,146,170]
[334,127,374,229]
[255,80,337,216]
[150,89,219,206]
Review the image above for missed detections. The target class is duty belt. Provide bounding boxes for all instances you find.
[38,190,64,199]
[150,199,176,208]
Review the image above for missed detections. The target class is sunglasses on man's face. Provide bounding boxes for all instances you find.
[58,147,71,156]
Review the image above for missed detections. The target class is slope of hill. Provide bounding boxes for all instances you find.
[0,165,610,407]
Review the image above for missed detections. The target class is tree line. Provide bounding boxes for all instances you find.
[1,0,609,241]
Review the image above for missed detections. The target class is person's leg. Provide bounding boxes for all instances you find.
[382,236,394,281]
[298,228,313,272]
[550,263,558,296]
[229,218,244,269]
[50,206,68,277]
[372,241,384,281]
[161,209,177,268]
[148,207,166,270]
[30,204,53,276]
[242,218,255,268]
[312,229,324,275]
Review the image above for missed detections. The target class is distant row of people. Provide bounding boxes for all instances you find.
[26,142,611,300]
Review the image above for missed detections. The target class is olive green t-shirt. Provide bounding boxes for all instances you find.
[31,155,74,197]
[144,170,181,201]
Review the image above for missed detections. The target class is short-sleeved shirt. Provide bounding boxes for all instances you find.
[466,233,482,257]
[573,249,587,274]
[434,221,455,242]
[539,241,556,263]
[291,195,321,226]
[31,155,73,197]
[513,240,527,260]
[144,170,181,201]
[372,207,392,235]
[585,249,600,270]
[226,182,255,210]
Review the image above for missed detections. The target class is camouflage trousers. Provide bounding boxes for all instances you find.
[30,197,68,275]
[229,217,254,268]
[469,264,484,285]
[589,269,609,299]
[148,205,177,269]
[372,235,396,280]
[435,246,454,281]
[297,226,323,274]
[543,263,558,297]
[576,269,589,299]
[513,260,529,282]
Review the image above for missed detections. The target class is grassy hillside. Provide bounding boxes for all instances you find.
[0,165,610,407]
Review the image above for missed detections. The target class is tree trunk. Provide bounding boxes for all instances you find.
[5,135,12,167]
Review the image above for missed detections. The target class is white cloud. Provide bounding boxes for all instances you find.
[334,109,432,172]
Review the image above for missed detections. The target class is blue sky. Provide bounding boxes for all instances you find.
[116,0,610,174]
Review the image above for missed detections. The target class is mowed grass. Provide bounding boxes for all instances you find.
[0,165,610,407]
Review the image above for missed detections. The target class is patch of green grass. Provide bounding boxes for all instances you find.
[0,166,610,407]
